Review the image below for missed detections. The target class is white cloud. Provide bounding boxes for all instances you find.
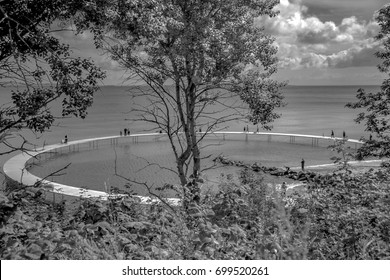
[260,0,381,69]
[97,56,123,71]
[276,41,381,70]
[327,41,381,68]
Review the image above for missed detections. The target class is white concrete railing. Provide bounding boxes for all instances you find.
[2,131,364,202]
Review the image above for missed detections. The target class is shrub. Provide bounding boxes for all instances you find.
[1,165,389,259]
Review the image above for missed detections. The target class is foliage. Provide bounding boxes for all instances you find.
[0,0,105,154]
[328,139,355,171]
[346,3,390,158]
[2,165,389,260]
[72,0,286,185]
[0,170,305,260]
[303,169,390,259]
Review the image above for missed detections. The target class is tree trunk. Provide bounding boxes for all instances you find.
[187,79,201,180]
[177,159,187,187]
[192,133,201,179]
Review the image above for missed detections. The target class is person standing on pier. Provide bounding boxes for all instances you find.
[64,135,68,144]
[281,182,287,198]
[331,130,334,138]
[343,131,346,138]
[301,158,305,171]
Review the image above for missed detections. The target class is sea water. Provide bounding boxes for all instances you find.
[1,85,380,193]
[0,85,376,147]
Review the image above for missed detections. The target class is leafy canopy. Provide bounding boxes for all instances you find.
[346,4,390,158]
[0,0,105,153]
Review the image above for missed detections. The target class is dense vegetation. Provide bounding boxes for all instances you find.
[1,163,389,260]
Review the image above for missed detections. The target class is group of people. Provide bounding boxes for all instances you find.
[120,128,131,136]
[330,130,347,138]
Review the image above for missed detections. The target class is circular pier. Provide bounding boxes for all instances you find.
[2,131,367,202]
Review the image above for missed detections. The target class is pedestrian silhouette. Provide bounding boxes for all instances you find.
[343,131,346,138]
[281,182,287,198]
[331,130,334,138]
[64,135,68,144]
[301,158,305,171]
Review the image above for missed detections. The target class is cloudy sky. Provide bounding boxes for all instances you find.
[266,0,389,85]
[59,0,389,86]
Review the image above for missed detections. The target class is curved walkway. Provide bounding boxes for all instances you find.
[291,159,383,170]
[2,131,371,203]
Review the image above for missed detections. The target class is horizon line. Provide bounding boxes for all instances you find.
[5,83,381,88]
[98,84,381,87]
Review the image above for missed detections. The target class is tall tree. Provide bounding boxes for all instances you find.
[75,0,285,187]
[346,4,390,158]
[0,0,105,155]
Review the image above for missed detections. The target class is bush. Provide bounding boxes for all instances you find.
[1,166,389,259]
[294,169,390,259]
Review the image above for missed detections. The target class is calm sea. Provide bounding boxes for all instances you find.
[0,85,380,192]
[1,85,378,144]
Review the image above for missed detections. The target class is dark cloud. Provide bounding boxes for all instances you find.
[301,0,389,24]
